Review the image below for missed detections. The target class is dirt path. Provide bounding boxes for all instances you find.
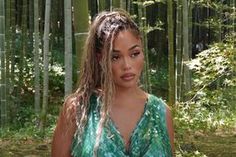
[194,135,236,157]
[0,138,51,157]
[0,135,235,157]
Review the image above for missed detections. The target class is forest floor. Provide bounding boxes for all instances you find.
[0,133,236,157]
[0,138,51,157]
[194,134,236,157]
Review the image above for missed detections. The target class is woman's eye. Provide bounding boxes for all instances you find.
[131,51,140,58]
[111,55,120,61]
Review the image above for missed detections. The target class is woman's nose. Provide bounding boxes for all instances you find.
[123,57,131,70]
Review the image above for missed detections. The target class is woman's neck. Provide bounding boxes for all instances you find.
[113,86,147,106]
[115,85,139,95]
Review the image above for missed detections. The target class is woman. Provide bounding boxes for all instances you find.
[52,10,174,157]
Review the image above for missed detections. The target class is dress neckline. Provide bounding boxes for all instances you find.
[108,94,151,153]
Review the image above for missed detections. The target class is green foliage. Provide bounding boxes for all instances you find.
[175,36,235,156]
[11,49,65,94]
[176,150,207,157]
[0,112,56,140]
[143,1,155,7]
[149,67,168,94]
[192,1,235,42]
[199,17,235,32]
[3,45,64,139]
[133,0,166,7]
[2,101,57,139]
[131,1,165,33]
[145,20,164,33]
[48,62,64,92]
[0,125,54,140]
[148,47,168,97]
[188,42,235,98]
[192,0,233,10]
[175,40,236,133]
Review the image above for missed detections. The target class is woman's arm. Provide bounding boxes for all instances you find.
[51,97,77,157]
[166,106,175,156]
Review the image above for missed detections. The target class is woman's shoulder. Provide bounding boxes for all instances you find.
[63,93,78,111]
[146,94,172,123]
[147,94,167,111]
[62,91,100,116]
[59,94,79,126]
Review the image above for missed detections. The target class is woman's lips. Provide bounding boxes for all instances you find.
[120,73,135,81]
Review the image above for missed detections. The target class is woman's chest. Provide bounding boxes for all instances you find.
[109,104,146,149]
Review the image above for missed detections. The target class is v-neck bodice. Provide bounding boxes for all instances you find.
[71,94,172,157]
[108,95,149,153]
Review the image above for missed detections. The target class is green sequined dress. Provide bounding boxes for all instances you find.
[71,94,172,157]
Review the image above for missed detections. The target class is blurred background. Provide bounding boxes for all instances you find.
[0,0,235,156]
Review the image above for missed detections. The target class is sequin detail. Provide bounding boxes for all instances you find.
[71,94,172,157]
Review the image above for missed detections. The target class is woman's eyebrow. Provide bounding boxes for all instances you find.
[128,44,140,51]
[113,44,141,52]
[112,49,120,53]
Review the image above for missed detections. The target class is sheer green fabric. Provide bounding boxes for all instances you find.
[71,94,172,157]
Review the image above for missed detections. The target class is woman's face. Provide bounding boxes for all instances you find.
[111,30,144,89]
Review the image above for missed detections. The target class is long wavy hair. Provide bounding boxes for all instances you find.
[70,9,141,156]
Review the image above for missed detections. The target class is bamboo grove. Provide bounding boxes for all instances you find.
[0,0,235,132]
